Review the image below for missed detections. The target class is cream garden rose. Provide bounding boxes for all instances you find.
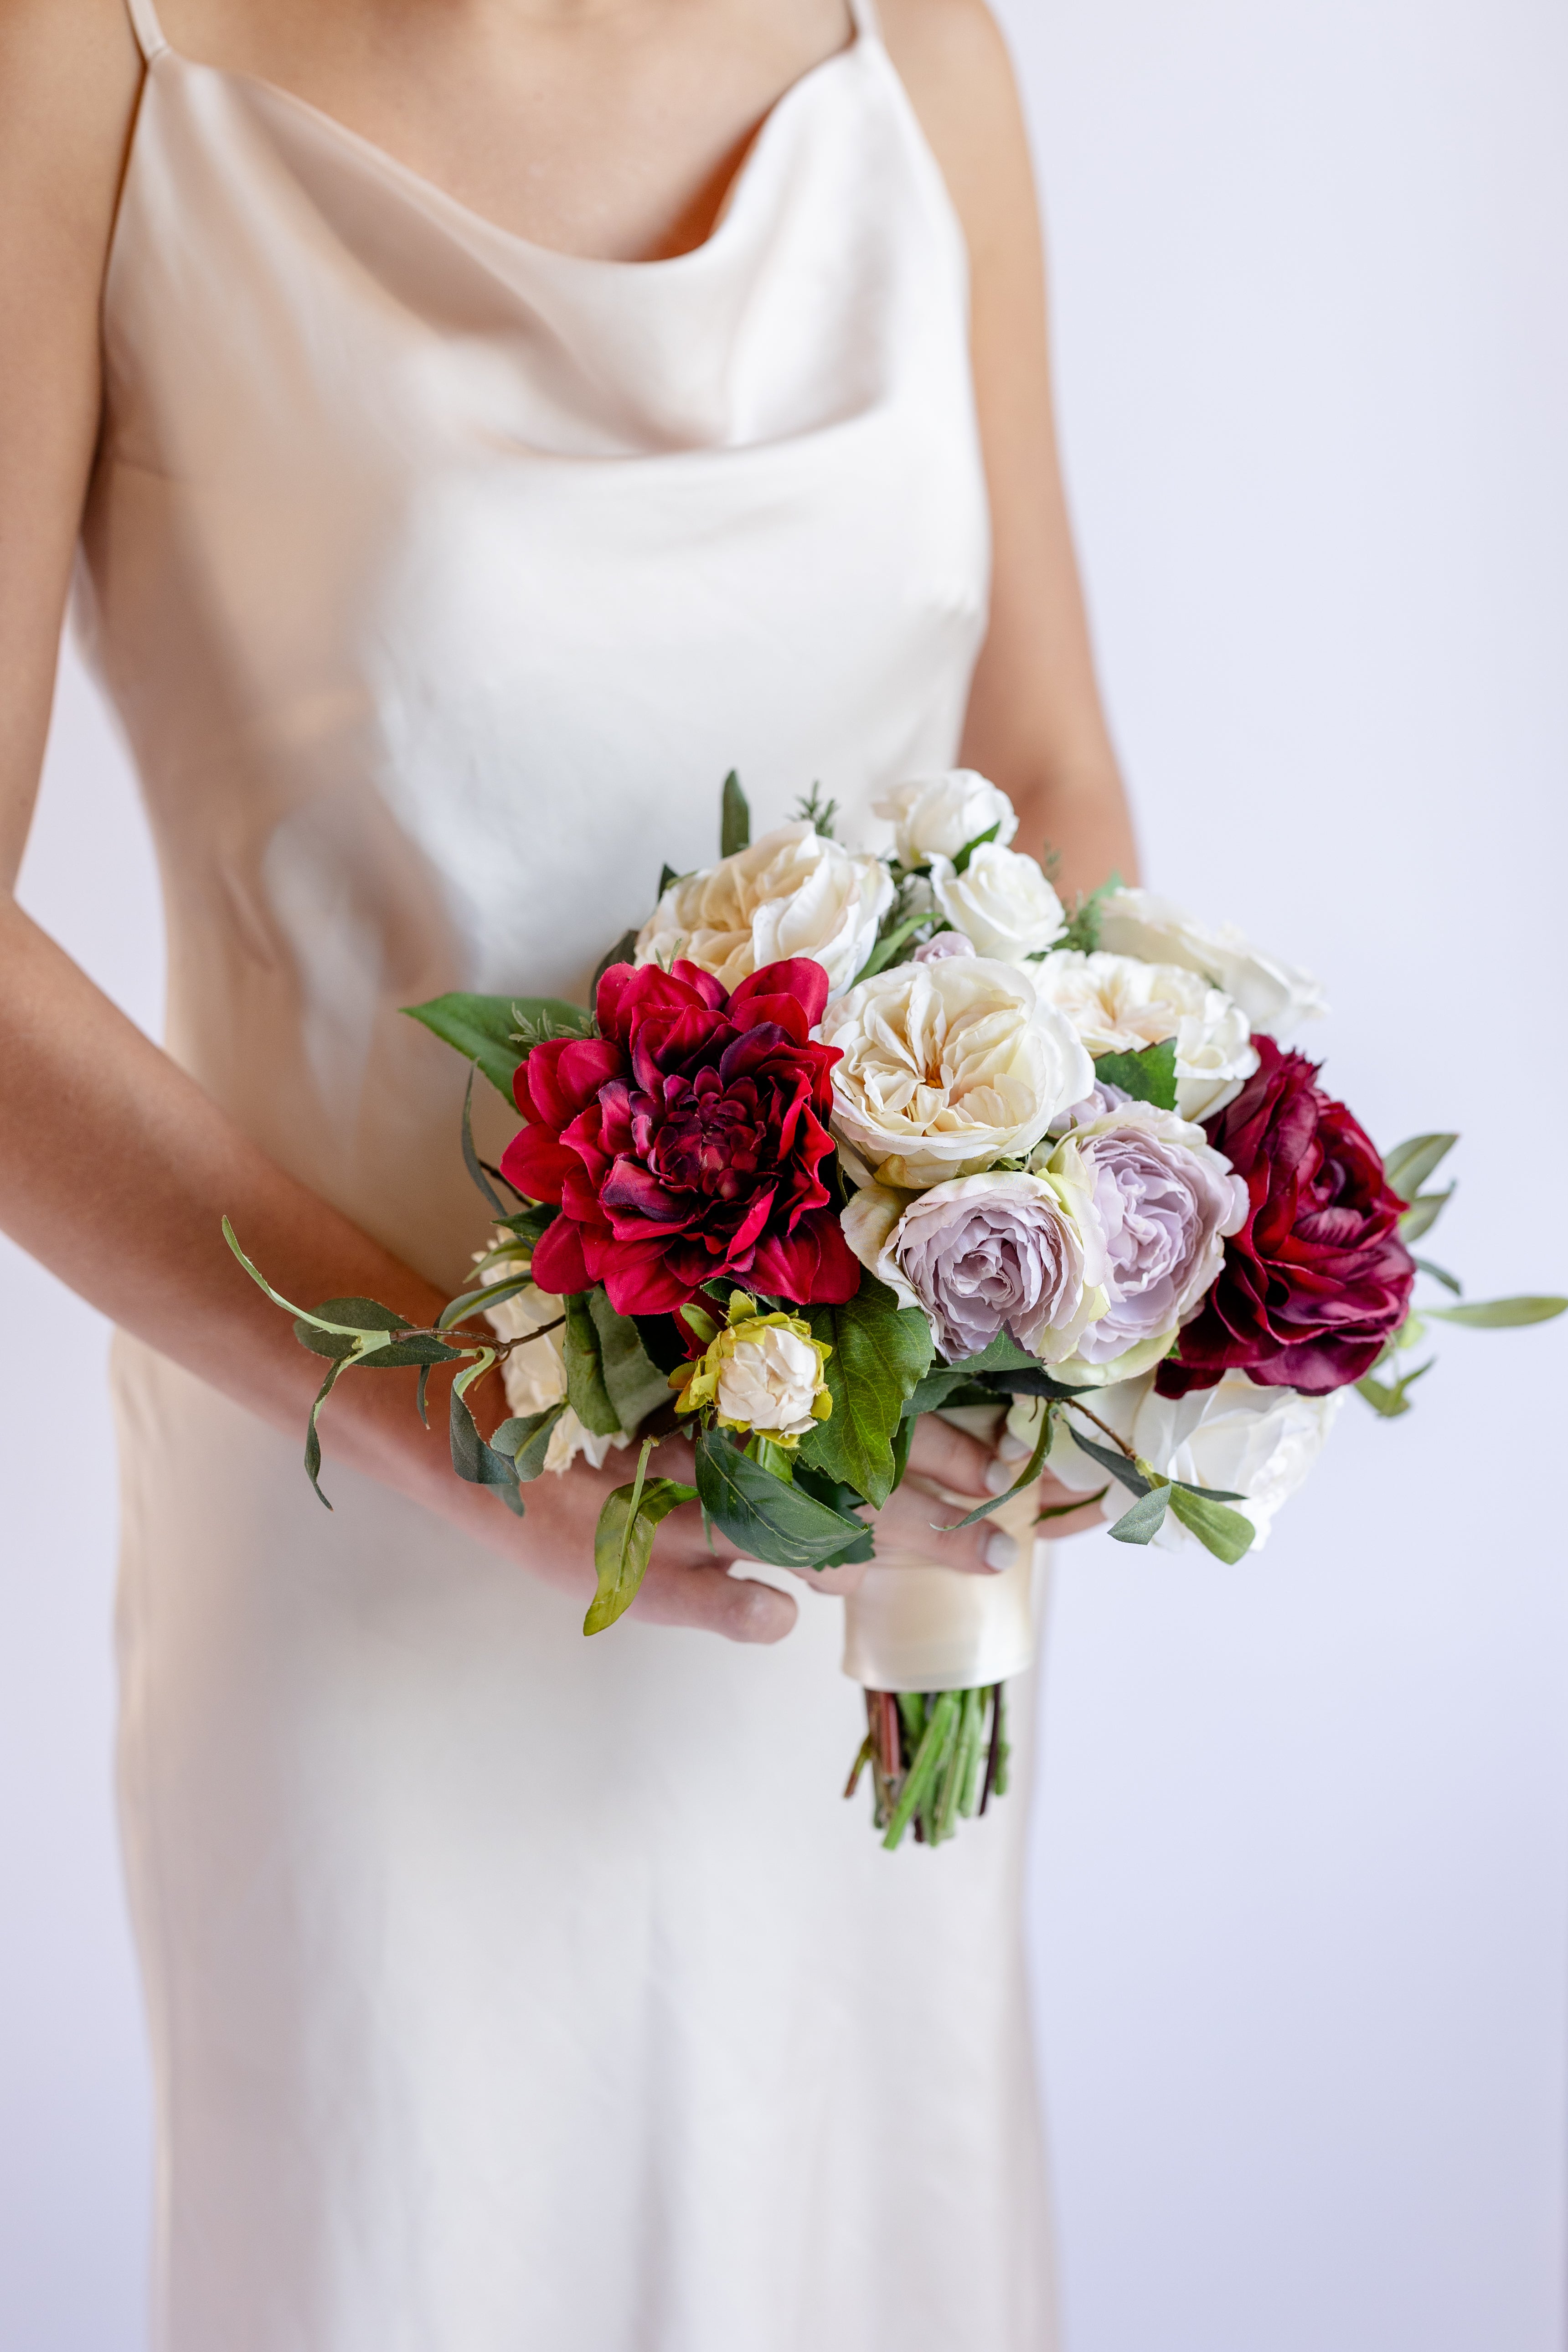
[873,770,1018,867]
[820,954,1094,1188]
[1096,886,1327,1039]
[929,841,1066,962]
[1032,948,1259,1123]
[634,820,892,997]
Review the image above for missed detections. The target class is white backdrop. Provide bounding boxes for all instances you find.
[3,1,1566,2346]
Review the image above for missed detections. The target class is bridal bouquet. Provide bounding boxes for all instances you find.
[228,772,1562,1849]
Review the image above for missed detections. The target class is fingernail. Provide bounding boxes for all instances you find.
[997,1432,1031,1463]
[984,1458,1016,1494]
[981,1530,1019,1573]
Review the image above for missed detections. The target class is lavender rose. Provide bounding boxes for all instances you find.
[1039,1104,1246,1373]
[841,1160,1109,1364]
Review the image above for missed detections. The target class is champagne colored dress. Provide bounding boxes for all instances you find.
[88,0,1056,2341]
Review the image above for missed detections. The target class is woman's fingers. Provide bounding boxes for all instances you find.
[903,1413,996,1498]
[633,1547,798,1641]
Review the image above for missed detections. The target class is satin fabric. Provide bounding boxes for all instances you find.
[87,0,1057,2342]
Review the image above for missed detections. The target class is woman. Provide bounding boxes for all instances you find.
[0,0,1135,2342]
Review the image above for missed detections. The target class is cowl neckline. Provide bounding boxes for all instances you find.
[129,2,880,278]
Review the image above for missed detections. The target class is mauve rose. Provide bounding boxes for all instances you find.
[913,932,976,964]
[1158,1035,1415,1396]
[1049,1105,1247,1367]
[500,957,860,1315]
[841,1163,1109,1364]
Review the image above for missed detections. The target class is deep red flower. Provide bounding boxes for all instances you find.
[499,958,861,1315]
[1157,1035,1415,1397]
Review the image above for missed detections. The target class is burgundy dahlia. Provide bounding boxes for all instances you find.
[500,957,860,1315]
[1157,1034,1415,1397]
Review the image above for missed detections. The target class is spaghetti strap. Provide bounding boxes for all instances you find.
[124,0,168,61]
[847,0,883,46]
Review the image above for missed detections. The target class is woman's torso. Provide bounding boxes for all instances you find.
[79,0,992,1288]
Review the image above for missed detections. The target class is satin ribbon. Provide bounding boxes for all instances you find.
[841,1479,1044,1692]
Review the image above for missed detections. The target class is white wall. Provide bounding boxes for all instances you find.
[2,3,1565,2347]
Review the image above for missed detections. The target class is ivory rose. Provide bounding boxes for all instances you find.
[1096,887,1327,1039]
[930,842,1066,963]
[634,820,892,997]
[1037,1367,1344,1548]
[841,1160,1109,1364]
[873,770,1018,867]
[1032,948,1259,1122]
[819,955,1094,1188]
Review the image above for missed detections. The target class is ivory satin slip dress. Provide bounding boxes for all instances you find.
[84,0,1058,2342]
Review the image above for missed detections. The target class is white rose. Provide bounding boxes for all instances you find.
[929,842,1067,963]
[715,1325,825,1440]
[634,820,892,998]
[820,955,1094,1189]
[1032,948,1259,1123]
[477,1256,628,1473]
[873,770,1019,867]
[1040,1367,1342,1548]
[1096,887,1328,1039]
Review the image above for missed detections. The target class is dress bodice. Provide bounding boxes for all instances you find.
[80,0,991,1283]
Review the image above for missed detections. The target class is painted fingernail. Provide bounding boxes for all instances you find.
[984,1458,1016,1494]
[981,1530,1019,1573]
[996,1432,1031,1463]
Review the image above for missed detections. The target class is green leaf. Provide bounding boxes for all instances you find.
[1382,1132,1458,1204]
[448,1379,525,1503]
[935,1400,1055,1533]
[1425,1295,1568,1329]
[1107,1482,1171,1544]
[1413,1256,1463,1296]
[1167,1484,1256,1562]
[1054,872,1121,957]
[402,991,593,1103]
[1398,1186,1454,1243]
[588,1290,671,1431]
[1037,1486,1109,1523]
[657,863,681,897]
[1093,1037,1179,1112]
[1355,1359,1434,1417]
[292,1297,462,1368]
[490,1402,567,1481]
[563,1293,622,1436]
[796,1277,934,1508]
[501,1202,558,1250]
[436,1274,537,1334]
[459,1062,507,1217]
[592,929,639,991]
[303,1354,347,1509]
[1059,1424,1150,1497]
[694,1427,867,1569]
[849,910,930,987]
[586,1458,699,1635]
[949,820,1001,877]
[791,1461,876,1563]
[720,770,750,858]
[954,1330,1040,1375]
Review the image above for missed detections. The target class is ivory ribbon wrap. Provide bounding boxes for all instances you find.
[841,1479,1043,1693]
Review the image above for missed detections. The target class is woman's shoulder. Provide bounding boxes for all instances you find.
[877,0,1037,262]
[0,0,144,227]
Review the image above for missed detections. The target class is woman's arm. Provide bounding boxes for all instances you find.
[883,0,1139,900]
[0,0,814,1639]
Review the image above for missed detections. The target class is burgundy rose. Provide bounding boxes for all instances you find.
[1157,1034,1414,1397]
[499,957,860,1315]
